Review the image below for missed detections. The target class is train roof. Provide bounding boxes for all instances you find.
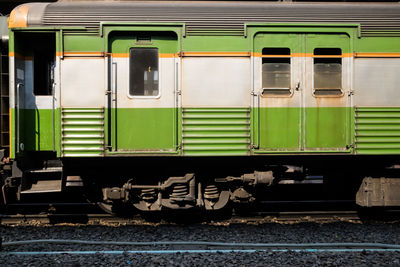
[9,1,400,37]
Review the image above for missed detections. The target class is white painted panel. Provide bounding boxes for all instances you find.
[355,58,400,106]
[114,57,176,108]
[61,58,105,108]
[9,57,15,107]
[182,57,251,107]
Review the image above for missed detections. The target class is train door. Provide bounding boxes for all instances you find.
[254,32,351,152]
[108,32,179,153]
[12,32,57,155]
[304,34,350,151]
[254,33,303,151]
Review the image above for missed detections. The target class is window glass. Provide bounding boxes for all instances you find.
[129,48,159,96]
[313,48,342,95]
[262,48,290,95]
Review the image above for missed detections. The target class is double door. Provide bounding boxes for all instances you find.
[254,33,351,152]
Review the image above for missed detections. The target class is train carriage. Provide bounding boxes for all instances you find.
[3,1,400,213]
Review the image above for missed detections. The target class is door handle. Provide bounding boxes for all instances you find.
[295,81,300,91]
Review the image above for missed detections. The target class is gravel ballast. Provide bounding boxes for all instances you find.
[1,221,400,266]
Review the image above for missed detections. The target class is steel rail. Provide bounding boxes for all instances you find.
[4,249,400,255]
[3,240,400,249]
[3,241,400,255]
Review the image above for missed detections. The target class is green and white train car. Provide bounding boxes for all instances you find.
[4,1,400,212]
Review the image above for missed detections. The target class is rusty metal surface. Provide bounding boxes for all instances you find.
[356,177,400,207]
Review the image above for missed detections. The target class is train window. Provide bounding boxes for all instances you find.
[129,48,159,96]
[313,48,342,96]
[262,48,291,95]
[33,33,55,96]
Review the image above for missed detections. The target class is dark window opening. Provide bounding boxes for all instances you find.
[314,48,342,56]
[313,48,342,95]
[129,48,159,96]
[262,48,290,56]
[32,33,55,96]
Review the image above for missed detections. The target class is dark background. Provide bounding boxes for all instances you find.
[0,0,56,16]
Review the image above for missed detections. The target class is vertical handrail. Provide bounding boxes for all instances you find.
[52,82,56,152]
[112,61,117,151]
[106,54,112,151]
[15,83,23,154]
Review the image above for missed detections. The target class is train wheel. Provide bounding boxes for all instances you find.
[97,201,136,217]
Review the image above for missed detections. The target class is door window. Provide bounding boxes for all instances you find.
[313,48,342,96]
[129,48,159,96]
[262,48,291,95]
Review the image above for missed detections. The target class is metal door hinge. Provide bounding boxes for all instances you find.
[348,90,354,96]
[106,90,112,95]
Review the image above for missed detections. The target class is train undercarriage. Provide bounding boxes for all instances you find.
[1,154,400,216]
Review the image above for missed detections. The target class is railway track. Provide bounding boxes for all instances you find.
[0,210,366,225]
[2,199,400,225]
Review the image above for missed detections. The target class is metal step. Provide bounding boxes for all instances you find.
[27,167,63,174]
[20,180,62,194]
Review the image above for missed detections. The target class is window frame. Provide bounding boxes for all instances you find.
[127,47,161,99]
[312,47,344,98]
[260,47,292,97]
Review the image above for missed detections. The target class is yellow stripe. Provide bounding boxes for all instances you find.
[111,53,178,58]
[182,52,250,57]
[355,53,400,58]
[61,52,104,57]
[9,52,32,60]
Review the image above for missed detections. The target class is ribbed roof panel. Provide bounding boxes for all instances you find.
[37,1,400,36]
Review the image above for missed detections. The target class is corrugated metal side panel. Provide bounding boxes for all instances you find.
[355,107,400,155]
[182,108,251,156]
[40,2,400,36]
[62,108,105,157]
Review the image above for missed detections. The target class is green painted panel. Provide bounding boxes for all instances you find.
[19,109,61,153]
[115,108,176,151]
[305,107,348,149]
[254,33,302,53]
[305,33,350,53]
[63,35,104,53]
[182,36,248,52]
[182,108,250,156]
[10,108,15,159]
[258,108,300,150]
[62,108,104,157]
[356,37,400,53]
[110,33,179,54]
[10,25,400,54]
[356,108,400,155]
